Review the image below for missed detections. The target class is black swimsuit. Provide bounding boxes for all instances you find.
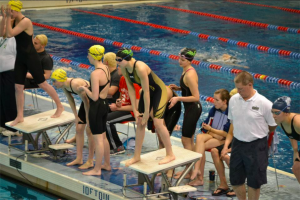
[13,17,45,85]
[88,68,110,134]
[125,61,167,119]
[180,68,202,138]
[65,79,89,124]
[280,115,300,141]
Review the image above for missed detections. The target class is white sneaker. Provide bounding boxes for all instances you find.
[2,130,21,137]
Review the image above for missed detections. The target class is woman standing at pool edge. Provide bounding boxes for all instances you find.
[116,48,175,166]
[5,1,64,126]
[169,48,202,178]
[79,45,111,176]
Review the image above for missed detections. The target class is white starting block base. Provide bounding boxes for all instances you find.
[120,146,201,175]
[49,143,74,150]
[121,146,201,200]
[5,109,75,161]
[168,185,197,193]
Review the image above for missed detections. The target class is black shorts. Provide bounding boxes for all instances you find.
[215,143,232,156]
[139,89,167,119]
[15,53,45,85]
[230,136,268,189]
[24,78,39,89]
[147,100,181,135]
[89,98,109,134]
[78,102,86,124]
[182,102,202,138]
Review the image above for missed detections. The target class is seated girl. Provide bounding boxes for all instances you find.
[188,89,231,186]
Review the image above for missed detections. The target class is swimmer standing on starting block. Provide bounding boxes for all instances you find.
[5,1,64,126]
[116,48,175,166]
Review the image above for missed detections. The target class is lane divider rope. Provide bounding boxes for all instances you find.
[149,4,300,34]
[50,54,216,103]
[226,0,300,14]
[33,22,300,89]
[72,8,300,59]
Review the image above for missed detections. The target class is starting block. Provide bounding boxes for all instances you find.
[121,146,201,200]
[5,109,75,161]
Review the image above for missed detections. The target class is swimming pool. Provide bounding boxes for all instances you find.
[24,0,299,173]
[0,174,60,200]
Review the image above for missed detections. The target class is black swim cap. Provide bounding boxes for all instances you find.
[272,96,291,113]
[116,48,133,61]
[180,48,197,61]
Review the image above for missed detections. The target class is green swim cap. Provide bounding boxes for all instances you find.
[116,48,133,61]
[180,48,197,61]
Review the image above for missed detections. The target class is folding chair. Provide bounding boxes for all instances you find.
[120,121,136,154]
[24,88,40,110]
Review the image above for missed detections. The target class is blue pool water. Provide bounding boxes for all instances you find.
[0,174,60,199]
[23,0,299,173]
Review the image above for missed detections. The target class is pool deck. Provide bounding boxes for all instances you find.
[0,92,299,200]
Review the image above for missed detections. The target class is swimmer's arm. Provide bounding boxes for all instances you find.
[63,88,78,118]
[136,64,150,114]
[86,71,100,101]
[224,124,233,150]
[77,88,89,124]
[290,139,300,162]
[0,16,5,37]
[177,71,199,102]
[209,128,227,138]
[121,67,137,112]
[108,86,119,96]
[6,16,31,38]
[294,115,300,136]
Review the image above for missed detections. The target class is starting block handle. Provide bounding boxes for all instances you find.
[143,182,147,200]
[8,135,11,155]
[24,140,28,161]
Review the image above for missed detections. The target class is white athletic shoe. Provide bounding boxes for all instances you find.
[2,130,22,137]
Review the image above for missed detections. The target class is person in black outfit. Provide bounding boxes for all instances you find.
[272,96,300,183]
[6,1,64,126]
[25,34,53,89]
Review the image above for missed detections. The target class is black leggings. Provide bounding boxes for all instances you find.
[14,53,45,85]
[0,71,17,131]
[106,111,135,150]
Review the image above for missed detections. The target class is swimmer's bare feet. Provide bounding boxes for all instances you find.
[66,136,76,144]
[188,179,204,186]
[190,169,201,180]
[82,168,101,176]
[51,106,64,118]
[174,172,191,179]
[101,164,111,171]
[78,161,94,169]
[159,155,175,165]
[10,117,24,126]
[125,157,141,167]
[66,158,83,166]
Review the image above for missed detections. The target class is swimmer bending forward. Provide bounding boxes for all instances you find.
[116,48,175,166]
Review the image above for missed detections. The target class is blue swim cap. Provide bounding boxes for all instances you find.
[272,96,291,113]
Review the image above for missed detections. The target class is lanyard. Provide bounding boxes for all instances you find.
[0,38,8,48]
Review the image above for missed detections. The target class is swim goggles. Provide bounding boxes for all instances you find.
[178,53,192,61]
[271,105,288,115]
[115,54,130,62]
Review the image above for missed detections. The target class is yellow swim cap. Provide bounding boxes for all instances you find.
[88,45,105,61]
[51,69,67,82]
[230,88,238,97]
[8,0,23,12]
